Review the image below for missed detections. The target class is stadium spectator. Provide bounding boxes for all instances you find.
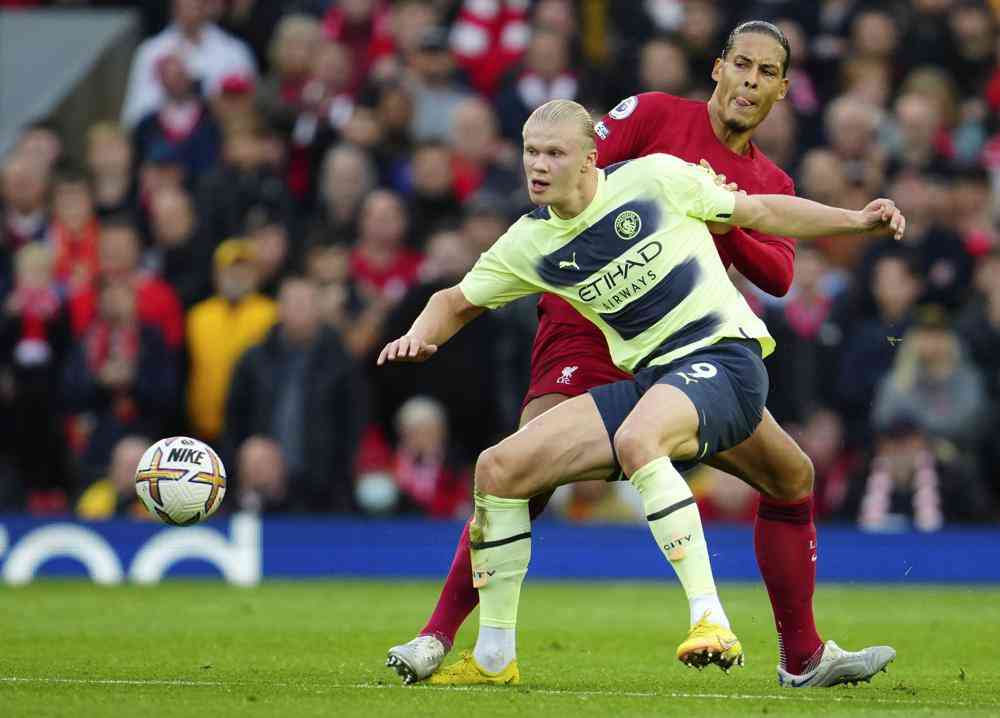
[496,27,581,141]
[796,407,861,519]
[312,142,377,246]
[405,26,471,143]
[448,0,530,97]
[405,142,462,249]
[255,14,327,203]
[224,277,365,512]
[133,52,222,183]
[834,252,922,446]
[447,97,521,204]
[305,240,387,359]
[50,167,101,296]
[62,278,178,476]
[0,244,72,513]
[69,219,184,351]
[245,206,293,298]
[373,227,511,460]
[460,193,512,255]
[957,250,1000,499]
[75,435,153,520]
[861,172,972,311]
[848,7,899,67]
[2,0,1000,531]
[186,238,276,443]
[368,82,417,184]
[233,436,290,513]
[122,0,257,129]
[873,305,987,452]
[822,94,885,196]
[145,186,213,308]
[321,0,393,91]
[853,416,992,532]
[635,35,691,99]
[677,0,725,87]
[946,2,996,101]
[763,246,839,426]
[388,395,471,518]
[753,99,800,175]
[884,90,952,178]
[774,18,821,139]
[196,126,293,245]
[950,166,998,256]
[349,190,422,303]
[85,123,137,219]
[14,120,64,171]
[1,153,51,251]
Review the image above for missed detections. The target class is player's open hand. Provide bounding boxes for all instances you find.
[859,198,906,240]
[377,335,438,365]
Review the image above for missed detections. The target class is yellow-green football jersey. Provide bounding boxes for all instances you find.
[459,153,775,373]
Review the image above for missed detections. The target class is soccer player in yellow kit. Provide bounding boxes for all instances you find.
[378,99,903,685]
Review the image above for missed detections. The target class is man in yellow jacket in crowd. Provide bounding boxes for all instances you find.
[186,239,277,441]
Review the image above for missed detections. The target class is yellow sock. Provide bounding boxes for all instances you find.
[630,457,719,602]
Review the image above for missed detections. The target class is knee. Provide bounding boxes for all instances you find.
[475,445,521,498]
[771,449,814,502]
[613,425,660,478]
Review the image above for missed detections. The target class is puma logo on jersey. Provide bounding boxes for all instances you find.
[556,365,579,385]
[559,252,580,270]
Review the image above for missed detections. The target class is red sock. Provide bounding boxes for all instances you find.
[754,494,823,675]
[420,519,478,648]
[420,492,553,647]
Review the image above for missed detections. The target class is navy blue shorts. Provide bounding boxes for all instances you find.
[589,339,769,476]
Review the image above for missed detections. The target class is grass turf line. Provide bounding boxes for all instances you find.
[1,580,997,717]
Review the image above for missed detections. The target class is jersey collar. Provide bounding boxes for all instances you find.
[544,168,606,230]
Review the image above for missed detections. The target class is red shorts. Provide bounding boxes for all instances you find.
[523,295,631,408]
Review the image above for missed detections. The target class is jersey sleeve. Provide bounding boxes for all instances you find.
[649,154,737,222]
[595,92,673,166]
[458,230,538,310]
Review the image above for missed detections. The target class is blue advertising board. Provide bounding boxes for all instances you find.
[0,514,997,585]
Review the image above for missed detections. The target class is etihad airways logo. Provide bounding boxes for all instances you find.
[577,240,662,302]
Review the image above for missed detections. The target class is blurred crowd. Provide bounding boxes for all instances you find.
[2,0,1000,531]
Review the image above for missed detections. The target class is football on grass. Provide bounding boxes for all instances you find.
[134,436,227,526]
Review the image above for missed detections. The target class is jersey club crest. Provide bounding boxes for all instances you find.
[614,210,642,240]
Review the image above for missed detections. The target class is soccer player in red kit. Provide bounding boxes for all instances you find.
[387,21,893,689]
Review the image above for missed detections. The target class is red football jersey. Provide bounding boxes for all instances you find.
[538,92,796,325]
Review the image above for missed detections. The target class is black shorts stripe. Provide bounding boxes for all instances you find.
[470,531,532,550]
[645,496,696,522]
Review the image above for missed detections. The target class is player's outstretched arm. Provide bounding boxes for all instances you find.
[376,286,485,365]
[729,194,906,241]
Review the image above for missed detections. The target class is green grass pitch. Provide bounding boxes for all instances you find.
[1,580,998,717]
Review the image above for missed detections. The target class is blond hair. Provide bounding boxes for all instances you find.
[525,99,596,149]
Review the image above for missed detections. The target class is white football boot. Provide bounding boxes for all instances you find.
[777,640,896,688]
[386,635,448,684]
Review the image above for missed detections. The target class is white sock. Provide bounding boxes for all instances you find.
[690,592,730,629]
[474,626,516,673]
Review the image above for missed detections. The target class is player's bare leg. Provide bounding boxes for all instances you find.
[426,393,612,685]
[705,410,895,686]
[429,387,742,686]
[612,384,743,671]
[386,394,566,684]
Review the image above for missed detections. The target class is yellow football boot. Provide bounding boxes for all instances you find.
[427,651,520,686]
[676,611,745,672]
